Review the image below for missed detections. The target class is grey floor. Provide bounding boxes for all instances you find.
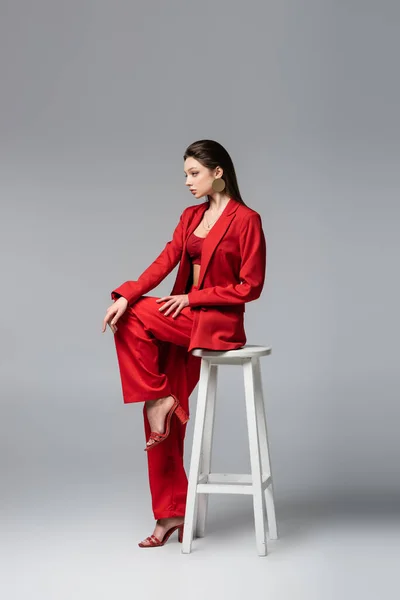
[1,476,399,600]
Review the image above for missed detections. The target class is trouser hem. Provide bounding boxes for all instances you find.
[154,510,186,520]
[122,389,172,404]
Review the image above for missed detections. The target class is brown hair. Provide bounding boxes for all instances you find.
[183,139,247,205]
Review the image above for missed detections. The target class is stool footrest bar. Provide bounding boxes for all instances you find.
[197,483,254,495]
[195,474,272,495]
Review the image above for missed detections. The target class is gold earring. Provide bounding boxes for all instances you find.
[211,178,226,192]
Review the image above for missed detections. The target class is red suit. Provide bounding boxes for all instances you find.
[111,197,266,519]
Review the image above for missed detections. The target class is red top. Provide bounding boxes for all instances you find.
[186,232,205,265]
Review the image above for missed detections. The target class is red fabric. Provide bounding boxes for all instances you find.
[186,232,205,265]
[110,198,267,519]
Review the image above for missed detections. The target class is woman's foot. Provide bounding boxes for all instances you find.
[145,395,176,448]
[138,517,185,547]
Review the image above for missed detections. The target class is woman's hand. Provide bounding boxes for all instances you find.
[102,296,128,334]
[156,294,189,318]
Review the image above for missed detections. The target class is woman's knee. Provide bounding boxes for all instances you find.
[130,296,158,319]
[117,297,147,329]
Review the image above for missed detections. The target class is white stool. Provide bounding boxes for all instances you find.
[182,345,278,557]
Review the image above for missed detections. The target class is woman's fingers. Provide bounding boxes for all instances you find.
[157,296,170,308]
[110,310,121,326]
[157,297,171,312]
[109,308,124,333]
[172,305,183,318]
[160,299,176,316]
[102,306,118,332]
[157,295,187,318]
[164,300,183,318]
[102,297,128,333]
[102,314,110,332]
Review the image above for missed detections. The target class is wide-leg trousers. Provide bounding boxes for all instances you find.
[113,289,200,519]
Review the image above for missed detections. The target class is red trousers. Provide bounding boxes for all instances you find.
[113,290,200,520]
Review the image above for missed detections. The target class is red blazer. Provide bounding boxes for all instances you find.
[111,197,266,352]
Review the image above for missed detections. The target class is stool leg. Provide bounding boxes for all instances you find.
[182,359,211,554]
[196,364,218,538]
[243,359,267,556]
[253,358,278,540]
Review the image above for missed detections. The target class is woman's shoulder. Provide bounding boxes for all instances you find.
[235,202,262,222]
[177,202,207,226]
[182,202,203,215]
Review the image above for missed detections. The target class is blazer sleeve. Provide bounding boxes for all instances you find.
[187,213,266,307]
[111,208,187,305]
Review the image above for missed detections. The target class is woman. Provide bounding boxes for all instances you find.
[102,139,267,548]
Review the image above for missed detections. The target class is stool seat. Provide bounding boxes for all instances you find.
[192,344,272,360]
[182,344,278,556]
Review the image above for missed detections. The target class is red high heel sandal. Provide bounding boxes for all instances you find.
[138,523,184,548]
[144,395,189,451]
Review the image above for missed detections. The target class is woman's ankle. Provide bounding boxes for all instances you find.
[157,516,184,524]
[147,395,172,408]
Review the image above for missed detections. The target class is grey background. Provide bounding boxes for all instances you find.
[1,1,399,597]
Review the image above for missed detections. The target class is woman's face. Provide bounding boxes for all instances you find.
[184,157,221,199]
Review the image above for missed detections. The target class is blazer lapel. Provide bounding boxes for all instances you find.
[185,201,209,241]
[197,198,239,289]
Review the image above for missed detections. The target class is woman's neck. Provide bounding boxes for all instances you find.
[207,193,231,214]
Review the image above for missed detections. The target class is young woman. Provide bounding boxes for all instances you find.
[102,139,267,548]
